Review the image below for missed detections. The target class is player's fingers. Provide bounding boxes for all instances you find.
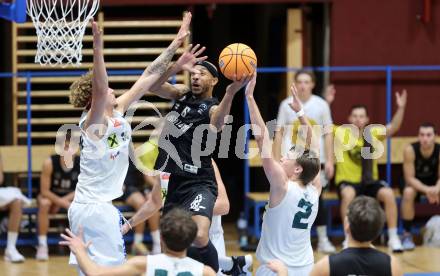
[85,241,92,248]
[60,233,71,241]
[190,44,200,54]
[194,46,206,57]
[240,73,248,83]
[196,56,208,62]
[58,241,70,246]
[65,228,75,237]
[185,44,193,52]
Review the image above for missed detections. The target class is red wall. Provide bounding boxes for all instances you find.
[330,0,440,135]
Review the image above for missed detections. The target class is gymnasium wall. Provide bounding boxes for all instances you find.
[330,0,440,134]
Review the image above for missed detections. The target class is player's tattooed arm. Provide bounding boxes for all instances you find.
[149,43,207,100]
[146,11,191,77]
[115,12,191,112]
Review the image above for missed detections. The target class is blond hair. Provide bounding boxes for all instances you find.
[69,71,93,108]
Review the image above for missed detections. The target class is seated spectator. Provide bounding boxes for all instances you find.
[400,123,440,250]
[121,160,161,255]
[333,90,407,252]
[310,196,403,276]
[36,133,79,260]
[0,152,30,262]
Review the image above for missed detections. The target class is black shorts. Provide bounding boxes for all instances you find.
[163,173,217,219]
[338,180,388,199]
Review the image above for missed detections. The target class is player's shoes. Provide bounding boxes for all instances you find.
[401,234,415,251]
[317,238,336,254]
[36,245,49,261]
[4,247,25,263]
[388,236,404,253]
[222,255,253,276]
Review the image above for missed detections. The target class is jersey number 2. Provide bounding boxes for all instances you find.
[292,198,313,229]
[154,270,193,276]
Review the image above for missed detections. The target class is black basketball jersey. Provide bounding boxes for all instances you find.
[412,142,440,186]
[155,92,219,177]
[329,247,392,276]
[50,155,80,196]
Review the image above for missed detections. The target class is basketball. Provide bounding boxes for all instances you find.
[218,43,257,80]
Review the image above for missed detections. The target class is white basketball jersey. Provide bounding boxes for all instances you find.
[146,254,204,276]
[74,111,131,202]
[256,181,319,267]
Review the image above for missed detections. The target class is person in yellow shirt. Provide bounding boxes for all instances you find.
[334,90,407,252]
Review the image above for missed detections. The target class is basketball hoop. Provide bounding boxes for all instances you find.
[27,0,99,66]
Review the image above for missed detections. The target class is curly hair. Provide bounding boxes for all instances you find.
[69,71,93,108]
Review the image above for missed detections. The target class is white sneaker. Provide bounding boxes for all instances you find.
[36,245,49,261]
[342,239,348,249]
[317,238,336,254]
[4,247,25,263]
[388,236,403,253]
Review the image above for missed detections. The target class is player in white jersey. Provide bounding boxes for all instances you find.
[159,161,252,276]
[66,13,205,274]
[61,208,216,276]
[245,74,321,276]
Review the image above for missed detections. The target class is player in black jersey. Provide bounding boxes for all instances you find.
[37,132,80,260]
[401,123,440,250]
[310,196,402,276]
[122,51,251,272]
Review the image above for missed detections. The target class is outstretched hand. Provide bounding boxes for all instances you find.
[288,83,303,113]
[226,73,253,96]
[91,20,103,50]
[176,44,208,74]
[59,227,91,255]
[395,89,407,108]
[175,12,192,43]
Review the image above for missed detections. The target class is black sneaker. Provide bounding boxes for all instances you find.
[222,255,253,276]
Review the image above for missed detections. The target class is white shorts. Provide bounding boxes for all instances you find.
[0,187,30,208]
[256,263,313,276]
[68,201,126,269]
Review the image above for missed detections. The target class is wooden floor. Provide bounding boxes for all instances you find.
[1,226,440,275]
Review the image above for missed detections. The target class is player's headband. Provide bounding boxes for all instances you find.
[195,61,219,78]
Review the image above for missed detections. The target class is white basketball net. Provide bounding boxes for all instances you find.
[27,0,99,66]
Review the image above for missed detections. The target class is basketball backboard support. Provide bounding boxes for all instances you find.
[0,0,26,23]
